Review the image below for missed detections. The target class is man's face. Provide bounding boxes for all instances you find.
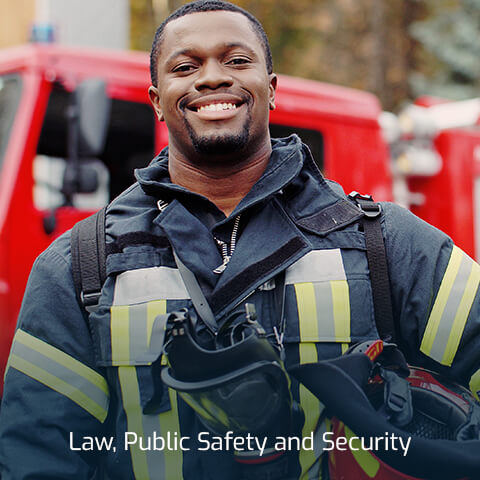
[149,11,277,161]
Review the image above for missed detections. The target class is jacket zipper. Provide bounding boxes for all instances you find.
[213,214,241,274]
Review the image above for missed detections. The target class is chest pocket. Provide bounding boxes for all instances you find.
[91,265,189,479]
[284,249,351,351]
[107,264,192,407]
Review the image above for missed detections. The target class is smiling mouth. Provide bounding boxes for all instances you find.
[196,103,237,112]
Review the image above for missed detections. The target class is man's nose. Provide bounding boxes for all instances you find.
[194,60,233,90]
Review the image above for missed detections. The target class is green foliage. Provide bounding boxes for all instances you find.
[410,0,480,99]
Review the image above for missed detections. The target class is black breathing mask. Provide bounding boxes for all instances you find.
[161,304,295,464]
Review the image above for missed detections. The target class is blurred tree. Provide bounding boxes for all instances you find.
[130,0,156,52]
[271,0,424,110]
[168,0,185,9]
[410,0,480,100]
[129,0,426,110]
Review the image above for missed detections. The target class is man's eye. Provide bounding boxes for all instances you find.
[173,64,195,73]
[227,57,250,66]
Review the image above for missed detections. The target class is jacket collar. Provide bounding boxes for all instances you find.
[135,135,338,219]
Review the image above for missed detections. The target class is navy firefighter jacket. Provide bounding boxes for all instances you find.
[0,135,479,479]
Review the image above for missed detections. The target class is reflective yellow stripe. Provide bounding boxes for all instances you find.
[344,426,380,478]
[10,329,109,422]
[113,300,183,479]
[421,247,480,365]
[296,283,318,339]
[180,393,217,423]
[299,343,320,479]
[470,369,480,401]
[111,305,130,364]
[296,284,321,479]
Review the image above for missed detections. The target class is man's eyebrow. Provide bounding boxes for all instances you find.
[165,43,259,65]
[165,48,197,65]
[223,42,259,58]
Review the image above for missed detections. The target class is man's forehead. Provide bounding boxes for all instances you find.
[161,10,259,51]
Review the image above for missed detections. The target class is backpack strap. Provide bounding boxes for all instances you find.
[71,206,107,313]
[349,192,396,343]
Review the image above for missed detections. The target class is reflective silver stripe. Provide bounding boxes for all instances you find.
[286,249,346,284]
[9,329,109,422]
[129,302,148,360]
[421,246,480,365]
[313,282,335,338]
[113,266,189,305]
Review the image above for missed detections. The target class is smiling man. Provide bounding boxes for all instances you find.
[148,4,277,216]
[1,1,479,480]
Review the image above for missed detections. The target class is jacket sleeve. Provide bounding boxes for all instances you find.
[382,203,480,398]
[0,234,109,479]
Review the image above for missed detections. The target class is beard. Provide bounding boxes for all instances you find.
[184,112,251,156]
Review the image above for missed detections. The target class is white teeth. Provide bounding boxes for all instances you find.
[197,103,237,112]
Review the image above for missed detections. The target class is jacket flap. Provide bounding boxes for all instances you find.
[294,199,363,236]
[95,304,168,367]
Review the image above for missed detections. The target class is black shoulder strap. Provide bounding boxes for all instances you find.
[349,193,396,342]
[71,206,107,312]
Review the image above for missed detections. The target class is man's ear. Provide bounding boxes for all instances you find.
[269,74,277,111]
[148,85,164,121]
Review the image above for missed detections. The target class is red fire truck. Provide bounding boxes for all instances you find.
[0,43,479,395]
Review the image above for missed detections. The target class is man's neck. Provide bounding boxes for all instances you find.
[169,146,272,217]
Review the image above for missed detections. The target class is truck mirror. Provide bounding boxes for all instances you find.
[62,163,99,195]
[76,79,111,157]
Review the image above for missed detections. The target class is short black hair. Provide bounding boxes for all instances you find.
[150,0,273,86]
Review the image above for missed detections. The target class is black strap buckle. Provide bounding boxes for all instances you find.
[378,367,413,427]
[349,191,381,218]
[80,291,102,313]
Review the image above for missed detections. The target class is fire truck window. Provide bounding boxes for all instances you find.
[269,124,324,172]
[36,82,155,209]
[0,74,23,170]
